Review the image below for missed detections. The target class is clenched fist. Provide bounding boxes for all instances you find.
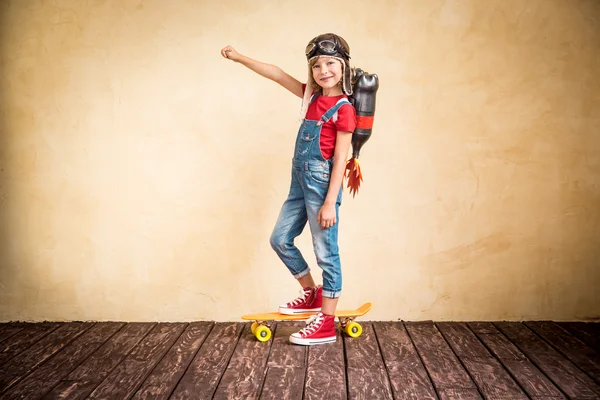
[221,45,242,62]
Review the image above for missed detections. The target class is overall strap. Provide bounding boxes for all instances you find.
[320,98,352,124]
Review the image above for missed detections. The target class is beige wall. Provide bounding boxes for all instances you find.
[1,0,599,322]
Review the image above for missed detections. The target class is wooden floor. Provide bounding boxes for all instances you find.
[0,321,599,399]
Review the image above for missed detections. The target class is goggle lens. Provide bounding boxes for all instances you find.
[306,39,347,59]
[305,43,316,57]
[318,40,337,53]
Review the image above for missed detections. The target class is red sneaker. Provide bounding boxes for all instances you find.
[278,286,322,315]
[289,312,337,345]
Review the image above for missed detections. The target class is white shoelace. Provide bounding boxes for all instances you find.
[287,288,311,307]
[299,313,324,336]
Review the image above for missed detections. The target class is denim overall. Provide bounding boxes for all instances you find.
[270,96,351,299]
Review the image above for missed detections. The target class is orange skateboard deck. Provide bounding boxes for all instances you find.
[241,302,372,342]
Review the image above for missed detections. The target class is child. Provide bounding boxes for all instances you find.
[221,33,357,345]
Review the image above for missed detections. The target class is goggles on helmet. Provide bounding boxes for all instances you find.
[305,39,350,60]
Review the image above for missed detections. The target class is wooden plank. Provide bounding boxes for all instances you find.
[436,323,490,358]
[131,322,213,400]
[2,322,123,400]
[373,322,437,399]
[304,329,346,400]
[495,322,600,399]
[260,367,303,400]
[170,322,243,399]
[0,323,27,344]
[42,381,98,400]
[266,322,306,368]
[345,322,393,399]
[437,388,485,399]
[558,322,600,356]
[468,323,499,335]
[65,322,155,381]
[0,323,60,366]
[461,358,528,400]
[260,322,306,400]
[211,323,272,399]
[405,321,480,397]
[88,322,187,399]
[503,360,566,399]
[0,322,91,393]
[468,322,564,399]
[526,321,600,384]
[437,322,527,399]
[467,323,528,360]
[43,322,155,399]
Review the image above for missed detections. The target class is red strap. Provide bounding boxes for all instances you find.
[356,115,374,130]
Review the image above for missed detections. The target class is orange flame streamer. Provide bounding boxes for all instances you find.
[345,158,363,197]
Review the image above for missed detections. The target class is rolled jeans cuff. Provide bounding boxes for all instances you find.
[292,267,311,280]
[322,289,342,299]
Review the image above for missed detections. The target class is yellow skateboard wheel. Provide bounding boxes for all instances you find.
[345,322,362,338]
[255,325,272,342]
[251,322,259,335]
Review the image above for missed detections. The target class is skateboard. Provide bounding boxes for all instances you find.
[241,302,372,342]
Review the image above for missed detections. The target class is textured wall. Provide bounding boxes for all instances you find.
[1,0,599,322]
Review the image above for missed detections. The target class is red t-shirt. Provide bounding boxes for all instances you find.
[302,84,356,160]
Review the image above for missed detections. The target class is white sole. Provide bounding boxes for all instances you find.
[289,335,337,346]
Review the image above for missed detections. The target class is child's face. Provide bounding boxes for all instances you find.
[311,57,343,92]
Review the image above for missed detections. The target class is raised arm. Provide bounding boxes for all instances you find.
[221,45,303,98]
